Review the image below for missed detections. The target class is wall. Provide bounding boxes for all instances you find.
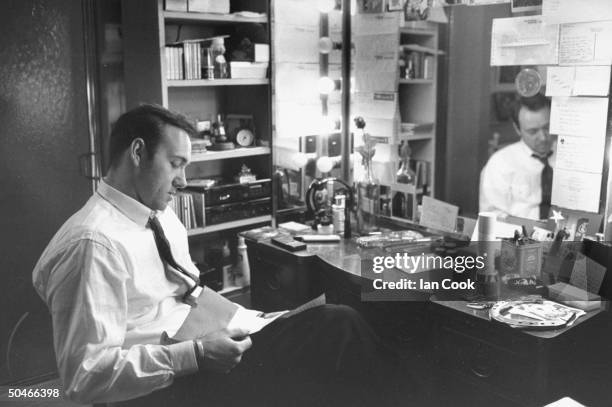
[0,0,92,381]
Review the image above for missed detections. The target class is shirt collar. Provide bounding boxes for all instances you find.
[518,139,556,159]
[97,180,153,227]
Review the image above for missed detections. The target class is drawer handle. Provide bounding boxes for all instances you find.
[470,349,494,379]
[266,271,281,291]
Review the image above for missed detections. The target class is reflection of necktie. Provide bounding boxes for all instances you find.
[532,153,553,219]
[148,216,200,290]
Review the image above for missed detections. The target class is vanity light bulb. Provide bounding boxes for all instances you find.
[318,77,336,94]
[293,153,308,168]
[317,0,336,13]
[318,37,334,54]
[317,156,334,173]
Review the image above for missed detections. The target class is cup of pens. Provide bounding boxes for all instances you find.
[500,233,543,282]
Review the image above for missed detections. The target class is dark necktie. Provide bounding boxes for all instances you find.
[148,216,201,303]
[532,153,553,220]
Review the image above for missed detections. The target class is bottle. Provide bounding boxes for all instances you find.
[396,141,417,219]
[332,195,345,235]
[233,236,250,287]
[210,36,228,79]
[221,240,233,289]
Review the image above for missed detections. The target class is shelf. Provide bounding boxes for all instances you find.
[187,215,272,236]
[400,27,436,36]
[399,78,434,85]
[164,11,268,24]
[399,132,434,141]
[191,146,271,162]
[168,78,269,87]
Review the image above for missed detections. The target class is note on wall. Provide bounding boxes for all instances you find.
[491,16,559,66]
[573,66,611,96]
[353,12,401,36]
[551,168,602,213]
[555,134,606,174]
[546,66,611,96]
[543,0,612,25]
[419,196,459,233]
[559,21,612,66]
[546,67,574,96]
[550,97,609,138]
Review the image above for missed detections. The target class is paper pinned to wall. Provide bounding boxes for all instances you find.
[547,66,611,96]
[573,66,611,96]
[559,21,612,66]
[353,12,401,36]
[550,96,609,138]
[546,66,574,96]
[419,196,459,233]
[555,134,606,174]
[491,16,559,66]
[543,0,612,25]
[551,168,602,213]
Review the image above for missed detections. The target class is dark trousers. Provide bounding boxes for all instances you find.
[116,304,415,407]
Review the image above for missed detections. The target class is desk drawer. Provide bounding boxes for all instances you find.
[250,254,319,311]
[436,325,538,399]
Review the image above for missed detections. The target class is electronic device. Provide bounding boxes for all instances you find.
[187,179,271,206]
[294,234,341,243]
[271,236,307,252]
[205,197,271,225]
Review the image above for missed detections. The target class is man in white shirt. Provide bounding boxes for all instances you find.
[33,105,404,406]
[479,93,554,220]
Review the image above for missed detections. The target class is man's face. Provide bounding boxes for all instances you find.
[516,106,552,156]
[135,125,191,211]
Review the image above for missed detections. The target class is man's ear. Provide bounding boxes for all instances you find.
[129,138,146,167]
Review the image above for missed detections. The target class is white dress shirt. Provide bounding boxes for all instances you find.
[479,140,556,220]
[32,181,200,404]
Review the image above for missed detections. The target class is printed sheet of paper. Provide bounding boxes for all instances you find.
[227,308,288,335]
[551,168,602,213]
[491,16,559,66]
[419,196,459,233]
[556,134,606,174]
[573,66,611,96]
[546,66,574,96]
[559,21,612,66]
[543,0,612,25]
[353,92,398,119]
[550,97,609,138]
[353,12,401,36]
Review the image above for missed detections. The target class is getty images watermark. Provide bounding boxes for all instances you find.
[360,251,488,301]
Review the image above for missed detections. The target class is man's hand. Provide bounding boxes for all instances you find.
[195,327,252,373]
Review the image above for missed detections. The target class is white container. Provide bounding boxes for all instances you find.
[230,62,268,79]
[188,0,229,13]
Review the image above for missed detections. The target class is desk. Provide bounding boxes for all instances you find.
[244,233,612,406]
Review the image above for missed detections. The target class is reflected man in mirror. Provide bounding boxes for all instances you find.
[480,93,554,220]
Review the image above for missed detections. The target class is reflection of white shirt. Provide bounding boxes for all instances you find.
[32,181,199,404]
[479,140,556,220]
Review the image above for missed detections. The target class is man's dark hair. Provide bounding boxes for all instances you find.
[108,104,196,168]
[511,93,551,128]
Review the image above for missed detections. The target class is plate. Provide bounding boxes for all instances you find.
[490,299,584,329]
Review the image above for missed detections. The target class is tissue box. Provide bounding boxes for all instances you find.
[230,62,268,79]
[500,238,543,279]
[188,0,229,13]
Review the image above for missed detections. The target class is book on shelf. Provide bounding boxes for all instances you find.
[170,191,206,229]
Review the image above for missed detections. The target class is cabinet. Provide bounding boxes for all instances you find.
[122,0,273,238]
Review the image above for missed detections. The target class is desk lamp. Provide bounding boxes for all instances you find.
[306,177,354,239]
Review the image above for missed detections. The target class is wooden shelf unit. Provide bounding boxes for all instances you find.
[122,0,273,237]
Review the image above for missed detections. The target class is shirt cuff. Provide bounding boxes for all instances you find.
[167,341,199,377]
